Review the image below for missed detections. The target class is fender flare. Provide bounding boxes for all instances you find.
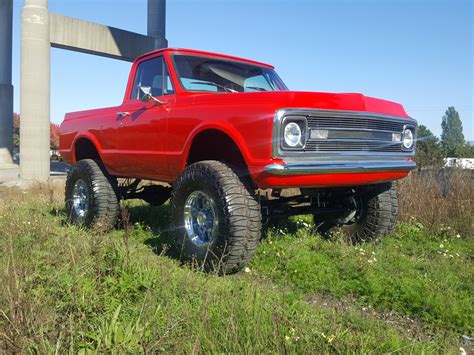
[71,133,104,164]
[180,123,253,172]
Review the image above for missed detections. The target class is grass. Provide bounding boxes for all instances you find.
[254,221,473,332]
[0,175,472,353]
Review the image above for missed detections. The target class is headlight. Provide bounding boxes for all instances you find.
[402,127,414,150]
[279,116,307,150]
[284,122,302,147]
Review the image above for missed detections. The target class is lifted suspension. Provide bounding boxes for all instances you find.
[118,179,171,206]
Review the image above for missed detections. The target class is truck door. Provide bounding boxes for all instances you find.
[115,55,175,180]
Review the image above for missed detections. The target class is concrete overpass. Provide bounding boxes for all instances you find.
[0,0,167,182]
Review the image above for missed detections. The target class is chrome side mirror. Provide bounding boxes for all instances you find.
[139,86,163,105]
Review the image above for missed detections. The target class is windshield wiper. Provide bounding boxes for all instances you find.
[246,86,267,92]
[190,81,238,93]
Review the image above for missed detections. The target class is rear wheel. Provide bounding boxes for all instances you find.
[171,160,262,274]
[65,159,119,230]
[314,183,398,242]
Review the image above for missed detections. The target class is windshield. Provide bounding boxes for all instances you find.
[172,54,288,93]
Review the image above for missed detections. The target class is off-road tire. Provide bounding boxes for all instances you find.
[65,159,119,230]
[171,160,262,274]
[314,183,398,243]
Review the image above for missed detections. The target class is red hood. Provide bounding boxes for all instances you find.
[188,91,411,118]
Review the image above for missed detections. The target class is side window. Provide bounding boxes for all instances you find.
[130,56,174,100]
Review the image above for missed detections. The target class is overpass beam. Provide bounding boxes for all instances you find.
[20,0,50,181]
[50,14,159,62]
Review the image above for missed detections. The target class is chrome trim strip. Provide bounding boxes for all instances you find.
[308,127,402,133]
[307,138,397,144]
[264,161,417,175]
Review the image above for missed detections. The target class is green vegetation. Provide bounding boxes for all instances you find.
[0,184,472,353]
[254,221,473,331]
[414,106,474,168]
[415,125,445,170]
[441,107,466,158]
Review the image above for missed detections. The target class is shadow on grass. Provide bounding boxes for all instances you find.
[54,201,324,251]
[125,203,181,259]
[125,204,310,262]
[262,215,314,237]
[126,203,311,244]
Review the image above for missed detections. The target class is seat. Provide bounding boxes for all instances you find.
[151,75,163,97]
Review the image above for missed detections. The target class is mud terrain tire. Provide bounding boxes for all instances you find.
[65,159,119,230]
[171,161,262,274]
[314,182,398,243]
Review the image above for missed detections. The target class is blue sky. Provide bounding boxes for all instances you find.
[11,0,473,140]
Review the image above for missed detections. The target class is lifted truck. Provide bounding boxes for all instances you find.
[60,48,417,273]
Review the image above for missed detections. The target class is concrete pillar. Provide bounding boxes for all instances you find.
[20,0,50,181]
[0,0,14,168]
[147,0,167,48]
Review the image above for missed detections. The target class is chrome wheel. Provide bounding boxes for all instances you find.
[183,191,218,246]
[72,179,89,223]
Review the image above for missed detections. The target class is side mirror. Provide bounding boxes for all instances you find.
[139,86,163,105]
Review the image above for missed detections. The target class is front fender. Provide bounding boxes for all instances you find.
[70,132,104,164]
[180,123,253,172]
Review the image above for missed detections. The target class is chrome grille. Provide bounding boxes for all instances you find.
[307,117,404,132]
[305,115,404,153]
[305,141,401,152]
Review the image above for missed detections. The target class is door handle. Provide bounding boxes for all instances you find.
[117,111,130,117]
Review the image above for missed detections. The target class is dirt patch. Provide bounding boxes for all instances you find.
[307,293,440,344]
[460,335,474,354]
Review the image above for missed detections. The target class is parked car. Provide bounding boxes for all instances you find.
[12,148,19,162]
[60,48,417,273]
[50,150,62,161]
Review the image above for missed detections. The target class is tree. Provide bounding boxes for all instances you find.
[458,142,474,158]
[414,125,444,170]
[13,112,20,147]
[12,113,60,150]
[50,123,60,150]
[441,107,465,157]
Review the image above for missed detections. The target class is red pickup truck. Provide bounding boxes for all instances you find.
[60,48,417,273]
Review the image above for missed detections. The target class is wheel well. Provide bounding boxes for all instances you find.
[187,130,250,178]
[75,138,101,162]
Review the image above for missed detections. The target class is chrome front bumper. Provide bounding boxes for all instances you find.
[264,161,416,175]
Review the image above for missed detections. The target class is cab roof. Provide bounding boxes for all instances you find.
[136,48,275,69]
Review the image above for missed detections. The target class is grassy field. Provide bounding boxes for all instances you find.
[0,174,472,353]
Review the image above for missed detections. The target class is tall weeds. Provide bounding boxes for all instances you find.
[398,169,473,235]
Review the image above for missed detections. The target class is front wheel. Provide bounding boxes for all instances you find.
[314,183,399,243]
[65,159,119,230]
[171,161,262,274]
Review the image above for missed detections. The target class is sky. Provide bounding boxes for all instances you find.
[11,0,474,140]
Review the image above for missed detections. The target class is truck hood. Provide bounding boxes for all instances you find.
[189,91,411,118]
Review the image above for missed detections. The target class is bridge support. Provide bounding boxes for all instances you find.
[20,0,51,181]
[148,0,168,47]
[0,0,17,179]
